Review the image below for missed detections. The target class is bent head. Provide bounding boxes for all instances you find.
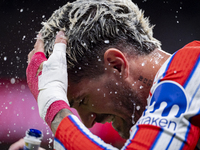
[40,0,160,139]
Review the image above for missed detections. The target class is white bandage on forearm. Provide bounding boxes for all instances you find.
[38,43,69,120]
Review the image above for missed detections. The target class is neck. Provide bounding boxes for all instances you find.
[129,48,171,85]
[128,48,171,110]
[146,48,171,75]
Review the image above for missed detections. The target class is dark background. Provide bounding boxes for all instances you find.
[0,0,200,149]
[0,0,200,79]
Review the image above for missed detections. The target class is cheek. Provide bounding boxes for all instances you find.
[89,79,126,114]
[89,90,114,113]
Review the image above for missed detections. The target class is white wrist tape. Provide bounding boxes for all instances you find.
[38,43,69,120]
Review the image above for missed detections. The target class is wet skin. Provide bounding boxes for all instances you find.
[67,71,146,139]
[66,48,170,139]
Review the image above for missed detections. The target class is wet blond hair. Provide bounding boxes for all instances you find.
[40,0,161,82]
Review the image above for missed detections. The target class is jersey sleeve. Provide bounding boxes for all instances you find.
[54,115,118,150]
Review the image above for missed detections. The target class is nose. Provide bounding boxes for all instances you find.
[76,107,97,128]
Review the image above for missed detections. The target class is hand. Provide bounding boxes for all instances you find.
[27,34,45,76]
[37,31,71,124]
[9,139,24,150]
[27,31,67,76]
[8,138,45,150]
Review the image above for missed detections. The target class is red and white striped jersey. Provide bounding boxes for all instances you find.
[54,41,200,150]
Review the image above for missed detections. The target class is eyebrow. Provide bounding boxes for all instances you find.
[69,95,82,107]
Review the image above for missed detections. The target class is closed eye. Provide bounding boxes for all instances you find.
[79,98,85,106]
[79,97,88,106]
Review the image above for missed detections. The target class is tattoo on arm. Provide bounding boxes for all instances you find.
[51,109,72,134]
[138,76,153,87]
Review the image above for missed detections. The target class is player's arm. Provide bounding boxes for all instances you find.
[26,31,119,150]
[51,108,70,134]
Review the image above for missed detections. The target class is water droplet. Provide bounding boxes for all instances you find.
[31,106,35,110]
[21,85,25,90]
[155,60,158,64]
[140,86,143,89]
[141,62,145,66]
[79,67,81,70]
[48,138,53,143]
[174,70,177,73]
[10,78,15,84]
[116,82,119,85]
[91,114,94,117]
[104,40,109,44]
[115,91,117,94]
[4,56,7,61]
[136,105,140,110]
[46,130,49,135]
[97,88,100,91]
[22,35,26,40]
[20,9,23,12]
[132,103,136,124]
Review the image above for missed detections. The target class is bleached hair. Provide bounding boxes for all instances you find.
[40,0,161,82]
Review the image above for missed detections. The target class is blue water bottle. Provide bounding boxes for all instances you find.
[23,129,43,150]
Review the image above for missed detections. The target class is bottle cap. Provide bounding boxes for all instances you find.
[27,129,42,138]
[24,129,43,145]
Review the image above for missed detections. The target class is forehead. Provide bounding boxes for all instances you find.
[67,75,107,103]
[67,79,86,101]
[67,78,97,102]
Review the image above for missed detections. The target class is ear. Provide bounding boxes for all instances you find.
[104,48,129,78]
